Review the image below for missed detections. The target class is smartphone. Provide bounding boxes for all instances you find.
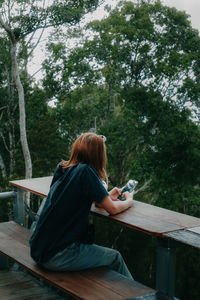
[118,179,138,201]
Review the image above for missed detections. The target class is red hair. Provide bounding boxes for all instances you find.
[61,132,107,179]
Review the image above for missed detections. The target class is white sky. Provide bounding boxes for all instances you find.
[30,0,200,79]
[162,0,200,31]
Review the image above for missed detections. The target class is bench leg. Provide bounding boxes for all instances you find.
[0,255,9,269]
[156,238,178,300]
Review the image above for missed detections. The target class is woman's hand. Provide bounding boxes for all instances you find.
[109,187,122,201]
[123,190,135,200]
[95,188,135,213]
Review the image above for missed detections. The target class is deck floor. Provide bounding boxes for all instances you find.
[0,267,69,300]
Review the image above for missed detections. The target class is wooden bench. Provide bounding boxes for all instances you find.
[3,176,200,300]
[6,176,198,299]
[0,222,157,299]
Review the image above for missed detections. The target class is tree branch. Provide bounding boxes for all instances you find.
[27,26,46,57]
[0,132,10,153]
[0,106,7,111]
[26,0,47,54]
[0,14,16,42]
[134,179,151,195]
[29,67,43,79]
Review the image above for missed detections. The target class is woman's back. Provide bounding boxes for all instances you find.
[29,163,108,264]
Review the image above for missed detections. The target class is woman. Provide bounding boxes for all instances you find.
[29,132,134,279]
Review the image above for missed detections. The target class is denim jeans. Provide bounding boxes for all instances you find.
[41,242,133,280]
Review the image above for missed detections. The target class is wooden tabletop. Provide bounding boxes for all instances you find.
[10,177,200,246]
[10,176,53,198]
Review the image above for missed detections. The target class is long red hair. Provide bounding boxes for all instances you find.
[61,132,107,180]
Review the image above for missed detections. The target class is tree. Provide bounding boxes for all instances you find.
[41,0,200,214]
[0,36,18,178]
[84,0,200,108]
[37,2,200,298]
[42,0,200,123]
[0,0,103,179]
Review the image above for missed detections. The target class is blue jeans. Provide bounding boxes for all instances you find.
[41,242,133,280]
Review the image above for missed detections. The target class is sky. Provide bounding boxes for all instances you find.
[162,0,200,31]
[29,0,200,79]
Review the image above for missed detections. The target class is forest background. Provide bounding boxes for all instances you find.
[0,0,200,299]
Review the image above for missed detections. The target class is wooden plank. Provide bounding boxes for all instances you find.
[132,200,200,228]
[125,294,156,300]
[187,226,200,234]
[0,241,152,299]
[91,199,200,235]
[9,177,52,198]
[91,202,200,235]
[0,221,30,244]
[79,268,155,299]
[91,204,184,236]
[126,293,179,300]
[0,274,32,287]
[10,177,200,237]
[164,229,200,249]
[0,281,53,299]
[0,269,64,300]
[0,221,156,300]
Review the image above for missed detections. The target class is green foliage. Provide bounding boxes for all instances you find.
[25,86,67,177]
[0,0,104,178]
[6,0,103,37]
[1,1,200,298]
[41,1,200,217]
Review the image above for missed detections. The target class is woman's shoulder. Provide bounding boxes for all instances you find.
[64,163,90,175]
[72,163,99,179]
[81,164,102,183]
[79,163,96,173]
[55,163,98,180]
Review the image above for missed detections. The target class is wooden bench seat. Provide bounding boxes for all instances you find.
[0,221,156,300]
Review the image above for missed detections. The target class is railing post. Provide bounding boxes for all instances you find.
[13,187,25,226]
[0,191,16,269]
[0,188,25,269]
[156,238,177,300]
[0,255,9,270]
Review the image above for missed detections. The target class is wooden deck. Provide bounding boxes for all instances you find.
[0,268,67,300]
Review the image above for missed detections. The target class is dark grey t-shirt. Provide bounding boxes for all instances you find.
[29,163,108,264]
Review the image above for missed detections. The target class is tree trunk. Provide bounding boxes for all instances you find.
[10,41,32,179]
[0,153,6,178]
[7,66,17,176]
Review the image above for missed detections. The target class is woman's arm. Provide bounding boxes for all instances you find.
[94,187,121,208]
[99,191,134,215]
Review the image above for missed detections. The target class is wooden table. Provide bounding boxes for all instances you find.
[9,176,200,299]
